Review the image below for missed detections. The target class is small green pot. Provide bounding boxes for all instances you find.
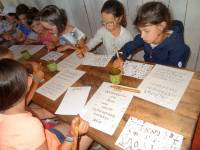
[109,68,122,84]
[21,50,31,60]
[47,61,57,72]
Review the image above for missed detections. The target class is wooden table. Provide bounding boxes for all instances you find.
[31,48,200,150]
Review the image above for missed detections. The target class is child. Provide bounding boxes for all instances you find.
[81,0,132,56]
[16,4,38,43]
[40,5,86,52]
[30,16,58,51]
[0,6,18,45]
[113,1,190,68]
[0,45,43,104]
[0,59,92,150]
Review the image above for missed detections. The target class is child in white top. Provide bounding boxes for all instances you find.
[82,0,132,56]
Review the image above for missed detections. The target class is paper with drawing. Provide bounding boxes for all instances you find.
[116,117,183,150]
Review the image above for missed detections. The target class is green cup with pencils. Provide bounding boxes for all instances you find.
[109,68,122,84]
[46,60,57,72]
[21,50,31,60]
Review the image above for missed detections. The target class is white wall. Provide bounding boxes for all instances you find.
[1,0,200,70]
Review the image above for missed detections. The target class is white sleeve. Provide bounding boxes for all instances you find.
[74,27,86,40]
[86,28,104,50]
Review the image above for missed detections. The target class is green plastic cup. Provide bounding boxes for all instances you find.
[47,61,57,72]
[21,50,31,60]
[109,68,122,84]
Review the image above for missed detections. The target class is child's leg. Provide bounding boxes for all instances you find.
[79,135,93,150]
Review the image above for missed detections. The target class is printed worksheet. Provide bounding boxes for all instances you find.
[37,69,85,101]
[80,82,134,135]
[82,52,112,67]
[9,45,44,59]
[135,64,193,110]
[57,52,82,70]
[123,61,153,79]
[40,51,64,61]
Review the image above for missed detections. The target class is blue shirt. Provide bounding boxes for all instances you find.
[17,24,32,38]
[119,20,190,68]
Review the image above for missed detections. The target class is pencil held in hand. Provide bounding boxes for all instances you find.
[113,57,124,70]
[113,46,119,58]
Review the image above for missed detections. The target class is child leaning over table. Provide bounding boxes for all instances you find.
[112,1,190,69]
[30,15,59,51]
[0,59,93,150]
[0,6,18,47]
[15,4,39,44]
[40,5,86,53]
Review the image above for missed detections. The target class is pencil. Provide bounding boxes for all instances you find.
[113,47,119,58]
[72,127,79,150]
[111,85,140,93]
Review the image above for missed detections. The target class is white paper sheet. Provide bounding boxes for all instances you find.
[9,45,44,59]
[57,52,112,71]
[57,52,82,70]
[40,51,64,61]
[123,61,153,79]
[80,82,134,135]
[36,69,85,101]
[81,52,112,67]
[55,86,91,115]
[135,64,194,110]
[116,117,183,150]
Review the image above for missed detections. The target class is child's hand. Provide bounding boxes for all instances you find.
[70,116,89,137]
[47,42,56,51]
[26,61,44,82]
[3,33,13,40]
[75,47,87,58]
[57,45,75,52]
[113,57,124,70]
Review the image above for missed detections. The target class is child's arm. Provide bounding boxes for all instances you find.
[86,27,104,51]
[61,116,90,150]
[112,34,144,69]
[168,44,190,68]
[22,61,44,104]
[118,34,144,60]
[16,30,26,42]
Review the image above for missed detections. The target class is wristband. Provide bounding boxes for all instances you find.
[32,74,45,83]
